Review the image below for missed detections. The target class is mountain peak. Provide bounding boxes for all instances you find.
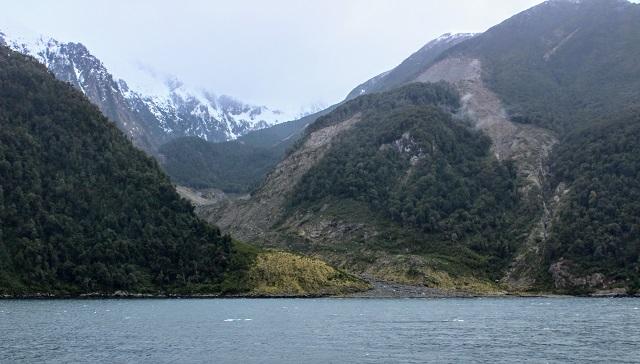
[433,32,478,43]
[0,25,295,151]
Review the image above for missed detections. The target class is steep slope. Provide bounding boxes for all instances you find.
[0,29,292,154]
[545,113,640,293]
[203,0,640,294]
[0,45,366,297]
[0,45,233,294]
[345,33,476,100]
[448,0,640,133]
[445,0,640,291]
[200,83,529,292]
[327,0,640,292]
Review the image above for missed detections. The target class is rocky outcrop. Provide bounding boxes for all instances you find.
[548,258,607,291]
[502,183,570,290]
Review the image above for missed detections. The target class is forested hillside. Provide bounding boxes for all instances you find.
[286,84,530,279]
[0,46,239,295]
[159,109,332,192]
[160,136,286,192]
[204,0,640,293]
[547,113,640,290]
[203,83,534,287]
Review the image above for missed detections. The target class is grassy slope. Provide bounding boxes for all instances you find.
[216,242,369,296]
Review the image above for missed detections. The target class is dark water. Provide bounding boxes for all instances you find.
[1,298,639,363]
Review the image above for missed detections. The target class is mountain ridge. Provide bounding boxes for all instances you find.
[200,0,640,294]
[0,28,295,154]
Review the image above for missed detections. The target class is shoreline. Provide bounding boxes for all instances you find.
[2,289,637,300]
[2,275,636,300]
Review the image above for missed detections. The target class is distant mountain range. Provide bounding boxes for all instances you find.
[0,29,296,154]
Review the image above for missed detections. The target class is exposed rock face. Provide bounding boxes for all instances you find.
[198,114,362,242]
[415,57,558,191]
[548,259,607,290]
[411,57,562,290]
[503,183,570,290]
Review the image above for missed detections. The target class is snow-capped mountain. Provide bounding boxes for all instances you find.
[0,28,293,154]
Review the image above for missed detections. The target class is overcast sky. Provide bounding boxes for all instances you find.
[1,0,552,112]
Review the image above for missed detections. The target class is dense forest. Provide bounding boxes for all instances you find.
[547,113,640,287]
[288,84,531,277]
[160,136,286,192]
[0,46,250,295]
[159,109,332,193]
[444,0,640,287]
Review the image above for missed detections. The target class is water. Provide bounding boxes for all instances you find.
[1,298,639,363]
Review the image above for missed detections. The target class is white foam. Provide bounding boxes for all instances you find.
[224,318,253,322]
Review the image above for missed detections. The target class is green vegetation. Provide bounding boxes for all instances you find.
[159,108,333,193]
[287,84,533,279]
[159,136,286,192]
[547,113,640,282]
[442,0,640,286]
[452,0,640,133]
[0,46,370,297]
[306,81,460,134]
[246,251,369,296]
[0,46,241,295]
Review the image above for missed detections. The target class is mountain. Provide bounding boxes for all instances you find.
[345,33,477,100]
[0,44,233,294]
[201,0,640,294]
[157,34,474,193]
[0,44,366,296]
[0,29,293,154]
[159,108,333,192]
[200,83,520,291]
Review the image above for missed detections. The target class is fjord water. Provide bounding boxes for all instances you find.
[1,298,639,363]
